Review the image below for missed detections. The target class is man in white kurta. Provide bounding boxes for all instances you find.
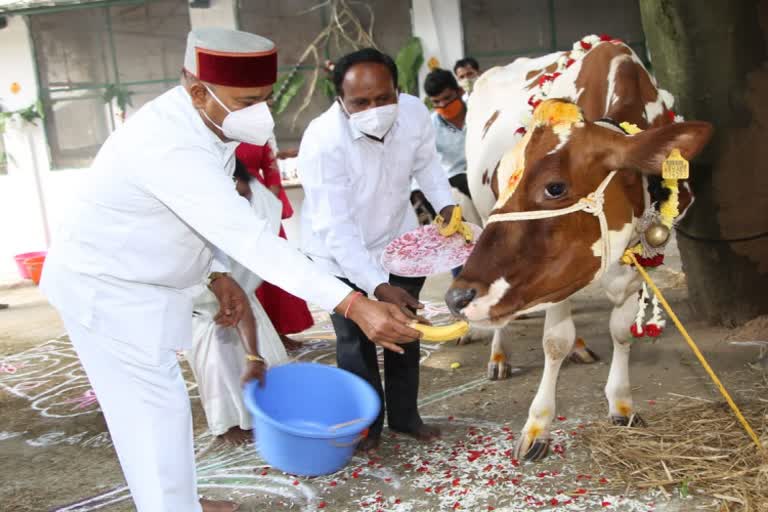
[40,28,419,512]
[300,48,457,451]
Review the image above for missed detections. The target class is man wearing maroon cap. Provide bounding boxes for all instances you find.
[40,28,420,512]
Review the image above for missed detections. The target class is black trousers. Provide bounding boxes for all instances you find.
[331,274,426,437]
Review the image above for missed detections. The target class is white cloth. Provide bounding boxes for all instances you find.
[299,94,455,294]
[40,86,351,359]
[187,180,288,435]
[61,314,201,512]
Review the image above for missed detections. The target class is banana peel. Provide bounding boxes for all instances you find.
[435,205,474,244]
[410,320,470,343]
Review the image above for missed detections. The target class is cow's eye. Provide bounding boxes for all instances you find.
[544,182,567,199]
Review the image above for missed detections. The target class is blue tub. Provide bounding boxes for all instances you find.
[243,362,380,476]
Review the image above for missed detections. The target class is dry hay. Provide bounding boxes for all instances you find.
[727,315,768,342]
[582,400,768,511]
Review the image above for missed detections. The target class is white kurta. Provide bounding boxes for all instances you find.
[187,180,288,436]
[299,94,455,294]
[38,86,351,512]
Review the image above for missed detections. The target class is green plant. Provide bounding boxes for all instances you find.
[395,36,424,96]
[272,72,307,116]
[0,100,44,134]
[103,84,133,113]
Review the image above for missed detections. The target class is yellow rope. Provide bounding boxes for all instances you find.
[622,250,764,451]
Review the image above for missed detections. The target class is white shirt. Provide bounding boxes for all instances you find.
[299,94,454,294]
[41,86,350,353]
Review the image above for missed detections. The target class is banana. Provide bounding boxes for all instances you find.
[435,205,473,244]
[410,321,470,343]
[436,205,463,237]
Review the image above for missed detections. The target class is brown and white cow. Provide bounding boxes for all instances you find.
[447,38,713,460]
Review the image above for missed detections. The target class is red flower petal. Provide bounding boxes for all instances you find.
[600,477,609,484]
[329,481,337,487]
[557,416,567,421]
[630,324,644,338]
[566,58,576,68]
[602,501,612,507]
[292,480,299,486]
[599,34,613,41]
[551,498,560,506]
[580,41,593,50]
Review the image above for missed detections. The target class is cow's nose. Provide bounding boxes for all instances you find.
[445,287,476,316]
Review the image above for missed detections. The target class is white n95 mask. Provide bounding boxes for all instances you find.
[342,101,398,140]
[202,85,275,145]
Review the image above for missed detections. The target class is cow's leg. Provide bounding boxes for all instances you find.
[487,328,514,380]
[605,288,646,427]
[514,302,574,461]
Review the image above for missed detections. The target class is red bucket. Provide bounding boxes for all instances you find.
[24,255,46,285]
[14,251,47,279]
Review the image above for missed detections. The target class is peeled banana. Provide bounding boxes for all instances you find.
[411,321,470,342]
[435,206,474,244]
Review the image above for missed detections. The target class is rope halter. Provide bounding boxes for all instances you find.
[485,170,618,278]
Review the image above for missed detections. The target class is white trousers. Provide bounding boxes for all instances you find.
[62,315,202,512]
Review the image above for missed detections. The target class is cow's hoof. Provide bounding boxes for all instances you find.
[514,436,550,461]
[487,362,513,380]
[611,413,646,428]
[569,338,600,364]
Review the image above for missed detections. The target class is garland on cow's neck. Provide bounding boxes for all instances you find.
[619,121,690,341]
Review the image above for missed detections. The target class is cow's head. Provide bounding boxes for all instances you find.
[446,99,712,327]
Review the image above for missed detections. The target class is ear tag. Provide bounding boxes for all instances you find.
[662,148,689,180]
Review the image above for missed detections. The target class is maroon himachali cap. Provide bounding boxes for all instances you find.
[183,27,278,87]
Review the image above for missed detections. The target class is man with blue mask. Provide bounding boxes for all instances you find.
[40,29,421,512]
[300,48,458,452]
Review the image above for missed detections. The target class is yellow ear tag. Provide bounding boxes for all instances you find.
[662,148,689,180]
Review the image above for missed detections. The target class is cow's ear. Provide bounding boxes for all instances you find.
[608,121,713,174]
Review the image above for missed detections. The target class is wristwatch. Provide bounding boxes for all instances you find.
[245,353,266,364]
[207,271,228,288]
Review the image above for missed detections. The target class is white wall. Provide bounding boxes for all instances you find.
[188,0,237,29]
[0,15,54,283]
[412,0,465,98]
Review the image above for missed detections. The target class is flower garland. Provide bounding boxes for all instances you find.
[618,122,683,341]
[516,34,621,136]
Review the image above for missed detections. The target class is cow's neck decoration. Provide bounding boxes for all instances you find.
[617,122,689,340]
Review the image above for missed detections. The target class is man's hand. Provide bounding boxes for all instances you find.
[439,205,457,223]
[241,360,267,387]
[340,294,422,353]
[209,275,248,327]
[374,283,424,321]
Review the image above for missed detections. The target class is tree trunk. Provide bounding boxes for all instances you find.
[639,0,768,326]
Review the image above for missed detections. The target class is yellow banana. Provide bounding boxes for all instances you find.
[410,321,470,342]
[435,206,473,244]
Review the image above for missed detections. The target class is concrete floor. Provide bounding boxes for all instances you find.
[0,250,764,511]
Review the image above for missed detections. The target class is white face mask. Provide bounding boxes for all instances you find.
[458,77,476,94]
[341,100,398,140]
[202,85,275,145]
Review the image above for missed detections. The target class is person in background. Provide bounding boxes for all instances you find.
[423,69,481,277]
[236,142,314,351]
[299,48,458,452]
[453,57,481,99]
[188,159,288,446]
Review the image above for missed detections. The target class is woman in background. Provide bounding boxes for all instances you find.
[236,141,314,351]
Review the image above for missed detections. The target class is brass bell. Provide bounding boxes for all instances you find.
[644,224,670,247]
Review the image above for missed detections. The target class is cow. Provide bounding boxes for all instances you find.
[446,35,713,460]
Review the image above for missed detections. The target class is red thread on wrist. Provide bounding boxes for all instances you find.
[344,292,364,319]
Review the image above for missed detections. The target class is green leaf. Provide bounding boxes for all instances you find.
[319,76,336,101]
[272,71,306,116]
[395,36,424,95]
